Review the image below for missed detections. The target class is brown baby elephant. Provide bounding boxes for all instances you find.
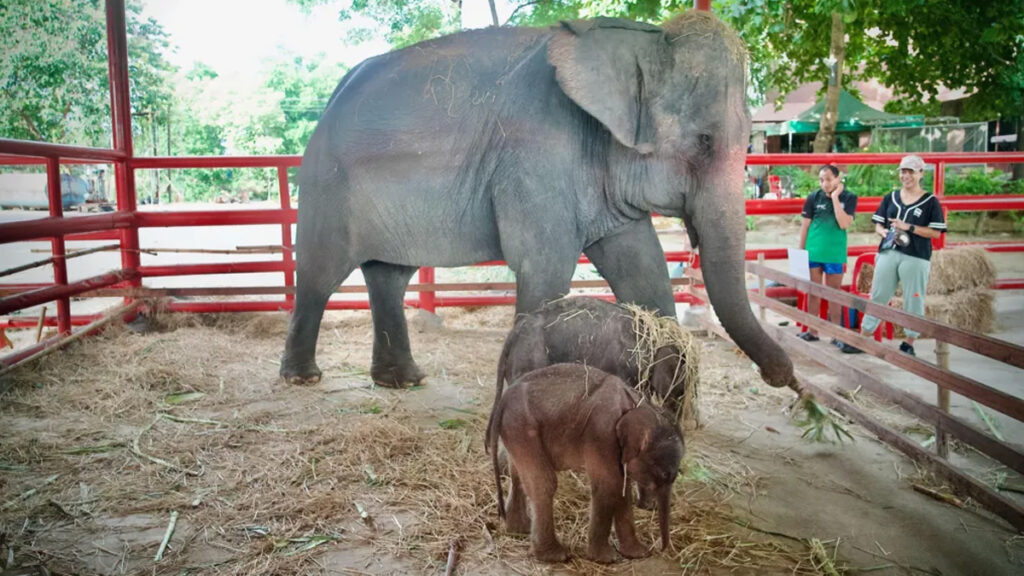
[487,364,684,563]
[495,296,695,420]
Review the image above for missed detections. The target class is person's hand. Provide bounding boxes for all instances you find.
[830,182,844,199]
[892,219,911,231]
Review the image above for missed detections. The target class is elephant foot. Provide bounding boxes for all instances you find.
[617,539,650,559]
[371,361,426,388]
[586,543,617,564]
[533,542,569,563]
[280,361,322,385]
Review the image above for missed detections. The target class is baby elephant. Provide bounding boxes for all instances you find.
[487,364,684,563]
[496,296,695,423]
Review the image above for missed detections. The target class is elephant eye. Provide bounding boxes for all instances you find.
[697,133,713,151]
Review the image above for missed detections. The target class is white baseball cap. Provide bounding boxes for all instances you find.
[898,155,926,172]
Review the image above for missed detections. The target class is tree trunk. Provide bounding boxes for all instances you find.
[487,0,499,26]
[813,12,846,153]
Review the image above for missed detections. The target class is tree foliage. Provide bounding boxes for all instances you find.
[714,0,1024,121]
[0,0,174,147]
[289,0,462,49]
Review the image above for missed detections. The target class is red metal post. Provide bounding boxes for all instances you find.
[44,158,71,334]
[278,166,295,307]
[418,267,436,313]
[0,270,134,316]
[105,0,141,290]
[0,212,135,244]
[695,0,711,11]
[934,160,947,250]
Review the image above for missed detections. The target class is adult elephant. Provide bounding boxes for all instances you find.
[281,11,796,391]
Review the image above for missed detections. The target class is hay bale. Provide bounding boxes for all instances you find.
[624,304,701,430]
[856,247,996,297]
[891,287,994,337]
[928,246,996,295]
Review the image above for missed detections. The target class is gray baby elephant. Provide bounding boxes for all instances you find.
[487,364,684,563]
[495,296,694,419]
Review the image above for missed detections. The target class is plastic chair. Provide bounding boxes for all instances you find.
[797,263,847,333]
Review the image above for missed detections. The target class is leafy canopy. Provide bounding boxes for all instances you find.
[0,0,174,146]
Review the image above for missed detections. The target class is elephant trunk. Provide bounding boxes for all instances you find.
[658,484,671,550]
[691,155,797,390]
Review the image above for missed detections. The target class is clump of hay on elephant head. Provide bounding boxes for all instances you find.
[625,304,702,430]
[857,247,997,334]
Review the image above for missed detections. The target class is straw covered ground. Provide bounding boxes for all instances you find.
[0,305,1021,575]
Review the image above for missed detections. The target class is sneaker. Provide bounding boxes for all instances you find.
[797,331,820,342]
[838,342,863,354]
[830,338,842,348]
[900,342,916,356]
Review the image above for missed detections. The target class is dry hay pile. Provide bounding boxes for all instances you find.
[625,304,702,430]
[855,247,996,334]
[0,308,818,575]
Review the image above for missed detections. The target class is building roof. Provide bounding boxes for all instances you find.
[764,89,924,136]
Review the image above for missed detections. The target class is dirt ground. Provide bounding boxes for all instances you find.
[1,302,1023,575]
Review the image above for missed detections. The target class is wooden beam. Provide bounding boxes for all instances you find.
[75,277,693,298]
[747,288,1024,423]
[746,261,1024,370]
[688,293,1024,532]
[761,319,1024,477]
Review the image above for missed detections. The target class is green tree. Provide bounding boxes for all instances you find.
[262,54,347,155]
[0,0,175,148]
[714,0,1024,147]
[290,0,462,49]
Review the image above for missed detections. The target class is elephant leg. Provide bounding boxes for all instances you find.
[504,461,531,534]
[362,260,425,388]
[613,488,648,559]
[507,256,576,317]
[281,256,356,384]
[586,478,621,563]
[584,218,676,316]
[507,440,566,562]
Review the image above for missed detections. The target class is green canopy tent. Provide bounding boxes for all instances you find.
[766,90,924,136]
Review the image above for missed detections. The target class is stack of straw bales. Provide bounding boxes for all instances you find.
[856,247,996,334]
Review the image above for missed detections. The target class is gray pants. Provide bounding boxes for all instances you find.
[861,250,931,339]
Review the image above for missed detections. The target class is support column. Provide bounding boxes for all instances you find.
[45,158,71,335]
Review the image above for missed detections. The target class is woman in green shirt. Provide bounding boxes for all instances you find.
[797,165,857,345]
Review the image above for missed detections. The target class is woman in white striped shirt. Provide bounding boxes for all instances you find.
[840,155,946,356]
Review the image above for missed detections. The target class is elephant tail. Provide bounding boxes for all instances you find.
[484,330,515,453]
[488,399,507,520]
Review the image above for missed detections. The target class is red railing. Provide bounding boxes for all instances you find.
[1,0,1023,372]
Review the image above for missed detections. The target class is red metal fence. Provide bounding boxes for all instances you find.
[2,0,1024,373]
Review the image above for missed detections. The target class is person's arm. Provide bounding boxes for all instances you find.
[798,193,814,249]
[891,218,942,238]
[831,183,854,229]
[798,217,811,249]
[893,196,946,239]
[872,193,890,237]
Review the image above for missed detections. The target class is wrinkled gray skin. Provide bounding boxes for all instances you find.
[495,296,690,415]
[487,364,683,562]
[280,12,796,391]
[492,296,690,509]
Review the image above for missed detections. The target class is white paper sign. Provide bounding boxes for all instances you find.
[787,248,811,281]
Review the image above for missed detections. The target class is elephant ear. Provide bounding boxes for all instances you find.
[548,18,664,154]
[616,407,653,464]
